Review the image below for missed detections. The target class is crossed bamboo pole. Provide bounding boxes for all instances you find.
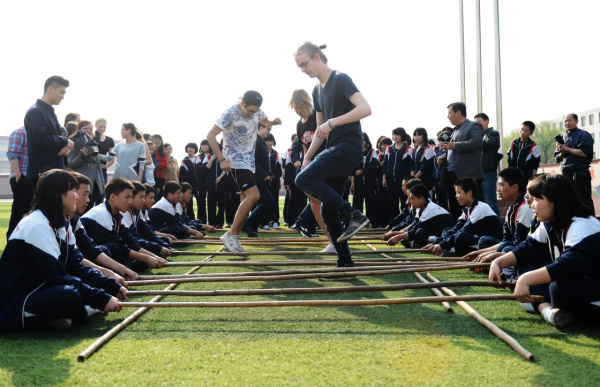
[172,248,428,257]
[127,263,488,286]
[164,257,464,267]
[360,241,455,312]
[77,247,223,362]
[426,273,535,361]
[126,280,514,298]
[119,294,542,308]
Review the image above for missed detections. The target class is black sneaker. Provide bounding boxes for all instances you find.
[243,223,258,238]
[292,223,316,238]
[337,210,370,243]
[336,261,355,268]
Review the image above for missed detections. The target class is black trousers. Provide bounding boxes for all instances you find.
[563,169,594,212]
[7,176,34,239]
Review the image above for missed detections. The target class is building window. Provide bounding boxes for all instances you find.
[582,116,586,127]
[590,114,595,126]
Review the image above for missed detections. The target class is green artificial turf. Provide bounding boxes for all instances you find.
[0,201,599,386]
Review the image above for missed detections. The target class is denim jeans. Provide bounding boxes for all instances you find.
[481,170,500,217]
[296,143,363,263]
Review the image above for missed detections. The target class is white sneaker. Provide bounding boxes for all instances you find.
[262,225,270,230]
[272,222,279,229]
[85,305,102,317]
[541,307,575,328]
[220,231,247,254]
[320,243,337,253]
[519,303,536,313]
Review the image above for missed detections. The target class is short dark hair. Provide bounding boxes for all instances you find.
[291,133,298,142]
[143,183,155,195]
[65,121,77,137]
[185,142,198,153]
[413,127,429,144]
[392,127,406,137]
[498,167,525,194]
[447,102,467,117]
[32,169,78,227]
[105,178,135,199]
[403,175,416,183]
[264,133,276,146]
[564,113,578,121]
[454,177,479,200]
[522,120,535,133]
[44,75,69,93]
[180,182,193,193]
[132,181,146,196]
[527,174,593,230]
[164,181,182,196]
[380,137,392,147]
[406,178,423,190]
[474,113,489,121]
[409,184,429,199]
[70,171,92,187]
[64,113,79,127]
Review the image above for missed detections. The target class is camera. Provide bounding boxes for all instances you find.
[82,133,99,156]
[554,134,565,145]
[438,132,452,143]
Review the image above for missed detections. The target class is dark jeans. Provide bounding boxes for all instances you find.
[246,181,274,230]
[7,176,34,239]
[563,169,594,212]
[481,170,500,217]
[295,143,363,264]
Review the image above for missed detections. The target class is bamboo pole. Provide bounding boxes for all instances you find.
[137,262,461,279]
[119,294,543,308]
[127,263,488,286]
[426,273,535,361]
[77,247,223,362]
[136,263,463,280]
[173,248,431,257]
[363,242,453,313]
[164,257,464,267]
[126,280,514,298]
[175,240,392,246]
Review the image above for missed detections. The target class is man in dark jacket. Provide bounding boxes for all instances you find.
[475,113,501,217]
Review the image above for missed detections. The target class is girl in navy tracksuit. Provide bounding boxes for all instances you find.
[410,128,435,190]
[203,145,226,228]
[0,169,122,333]
[382,127,413,217]
[265,134,282,227]
[375,137,392,227]
[352,133,380,227]
[490,174,600,327]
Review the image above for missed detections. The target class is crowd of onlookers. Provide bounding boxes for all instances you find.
[2,75,599,333]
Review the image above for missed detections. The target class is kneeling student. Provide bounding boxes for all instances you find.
[464,168,534,279]
[387,184,455,248]
[490,174,600,328]
[70,172,138,283]
[122,181,176,257]
[0,169,125,332]
[423,177,502,256]
[81,178,168,271]
[149,181,205,239]
[176,182,215,234]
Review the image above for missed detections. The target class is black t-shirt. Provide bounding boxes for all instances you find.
[312,70,362,149]
[95,134,115,165]
[296,112,326,156]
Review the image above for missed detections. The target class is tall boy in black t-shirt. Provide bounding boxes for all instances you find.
[293,42,372,267]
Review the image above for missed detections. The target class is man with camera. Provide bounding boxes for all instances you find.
[555,113,595,211]
[69,120,112,207]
